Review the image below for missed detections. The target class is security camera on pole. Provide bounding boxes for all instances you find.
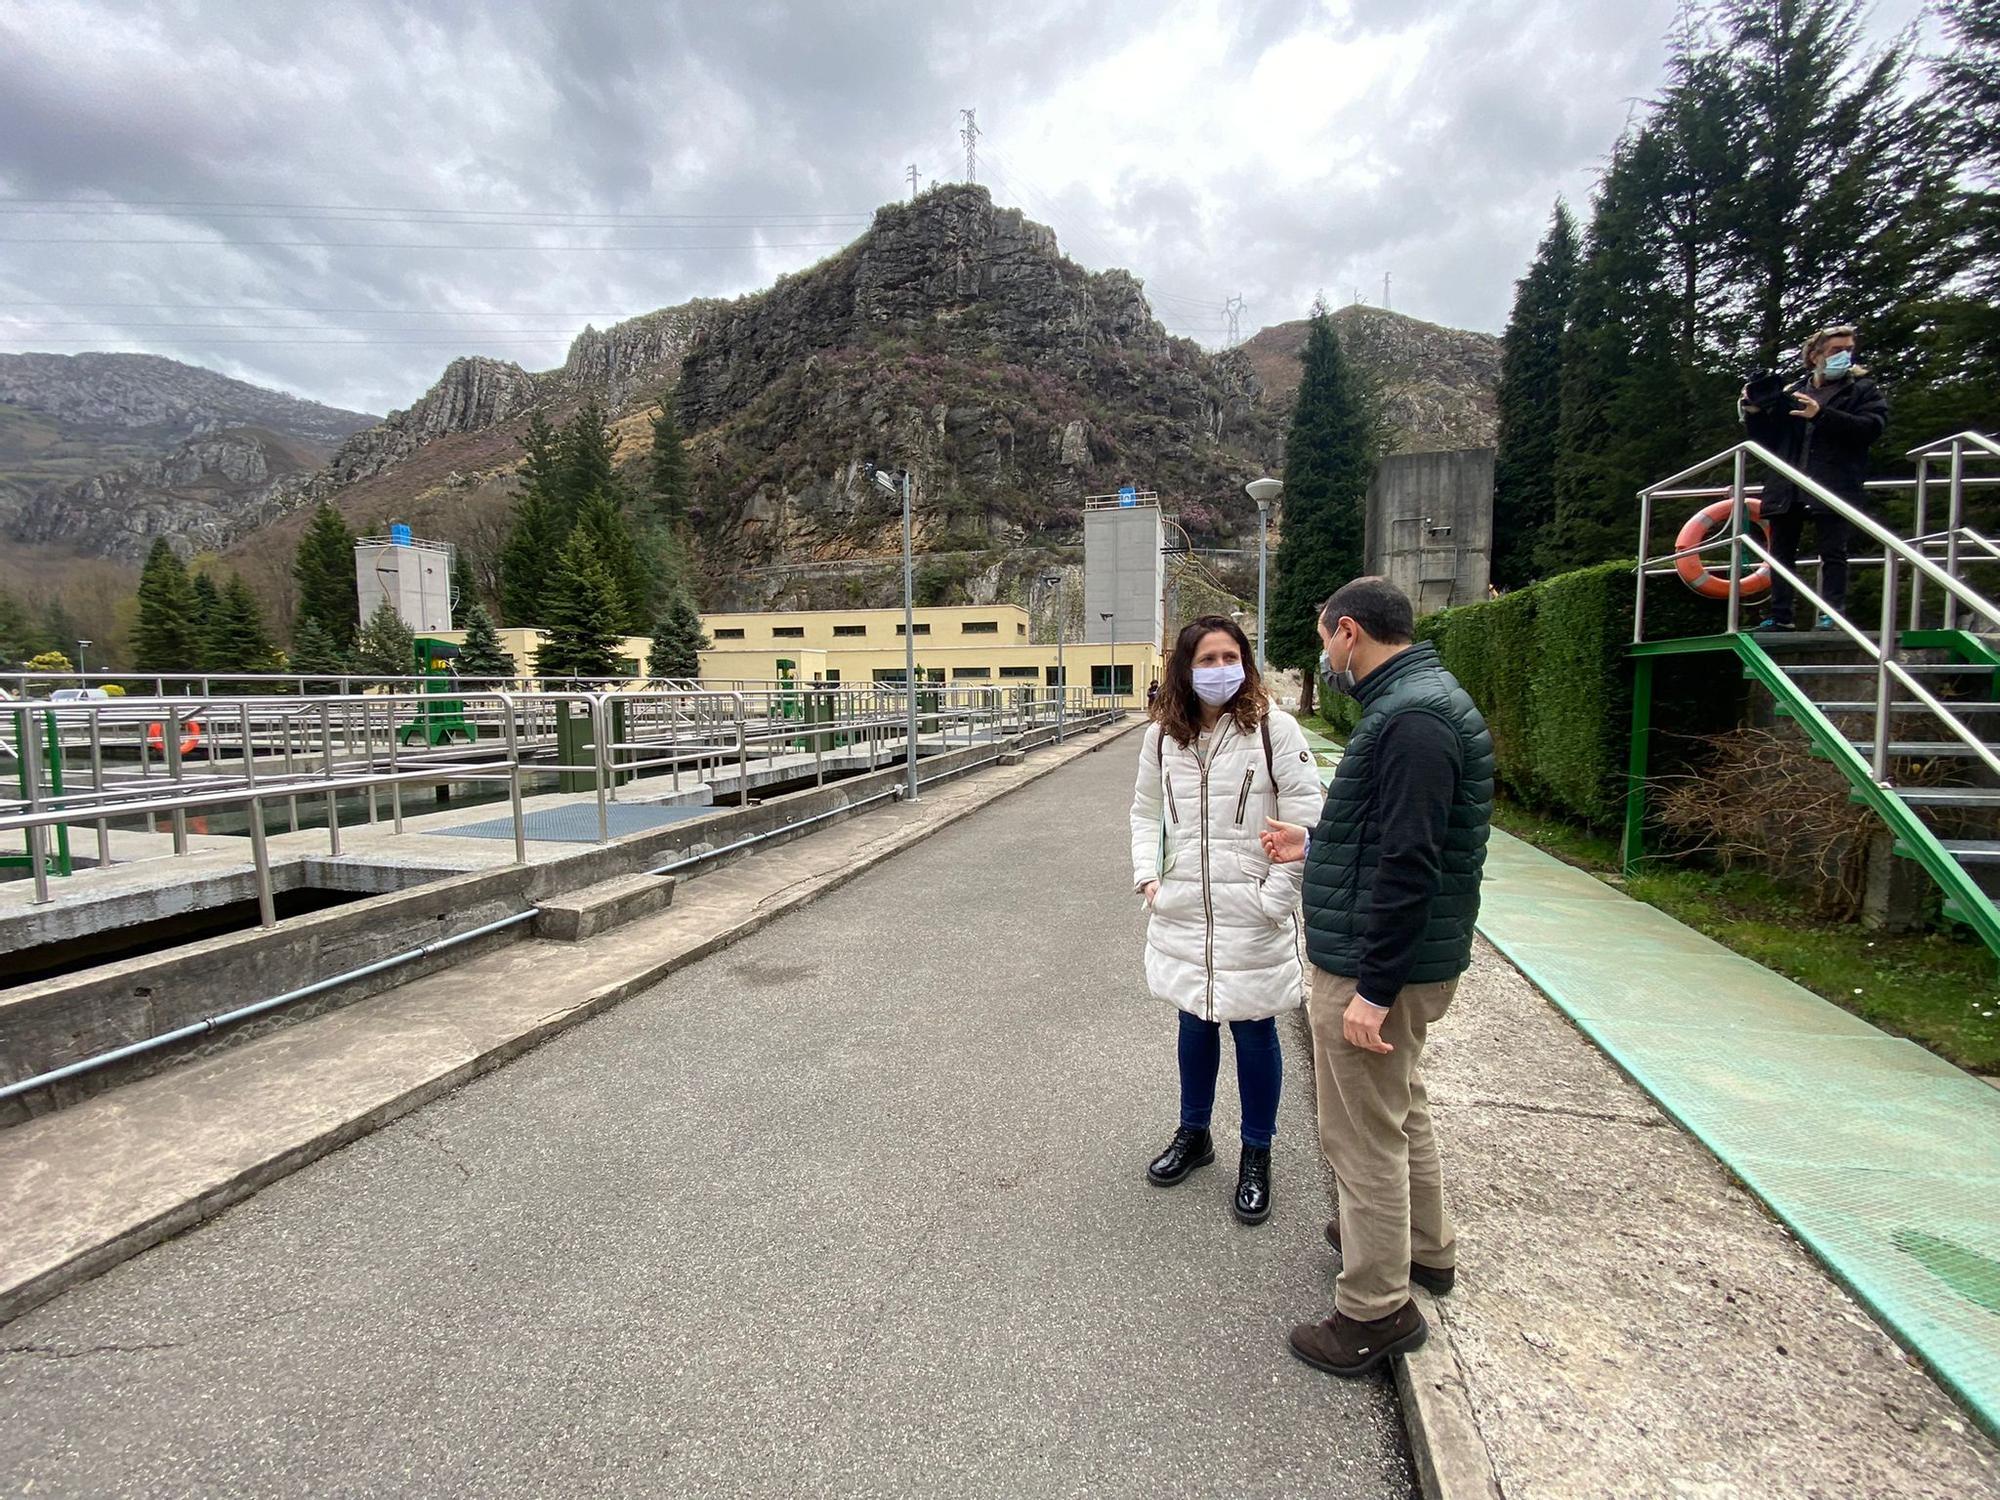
[868,462,920,803]
[1244,477,1282,672]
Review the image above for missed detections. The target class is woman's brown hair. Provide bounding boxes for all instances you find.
[1151,613,1268,748]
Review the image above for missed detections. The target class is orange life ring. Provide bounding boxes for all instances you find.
[147,719,202,755]
[1675,498,1773,599]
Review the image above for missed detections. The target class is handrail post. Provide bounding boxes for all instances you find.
[248,793,276,929]
[163,705,189,855]
[388,693,404,834]
[1909,455,1930,632]
[1873,550,1899,783]
[320,701,341,857]
[1944,437,1966,632]
[500,693,526,866]
[591,694,610,844]
[1634,484,1654,645]
[1726,449,1747,636]
[19,706,51,905]
[734,692,749,807]
[87,704,110,869]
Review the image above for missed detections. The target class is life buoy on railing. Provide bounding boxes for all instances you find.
[1675,497,1773,599]
[146,714,202,756]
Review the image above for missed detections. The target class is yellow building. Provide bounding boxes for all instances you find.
[438,605,1161,706]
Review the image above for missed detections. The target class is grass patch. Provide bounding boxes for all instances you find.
[1492,802,2000,1073]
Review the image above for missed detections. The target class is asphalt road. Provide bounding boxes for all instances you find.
[3,742,1413,1499]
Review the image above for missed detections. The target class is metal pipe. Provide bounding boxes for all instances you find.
[902,472,920,804]
[0,910,538,1104]
[1910,457,1929,632]
[163,706,188,854]
[1726,449,1747,635]
[248,794,276,929]
[1872,551,1899,782]
[1945,439,1965,632]
[1634,483,1654,644]
[320,702,341,857]
[500,695,527,866]
[18,706,51,905]
[87,705,110,869]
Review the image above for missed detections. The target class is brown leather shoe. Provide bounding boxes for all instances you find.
[1288,1300,1428,1376]
[1323,1219,1457,1296]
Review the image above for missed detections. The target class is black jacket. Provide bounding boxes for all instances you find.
[1752,374,1889,516]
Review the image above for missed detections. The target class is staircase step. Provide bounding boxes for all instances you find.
[532,872,677,942]
[1844,741,1995,759]
[1889,787,2000,808]
[1778,662,1993,676]
[1808,700,2000,713]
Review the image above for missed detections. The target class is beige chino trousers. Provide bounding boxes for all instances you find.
[1307,966,1459,1320]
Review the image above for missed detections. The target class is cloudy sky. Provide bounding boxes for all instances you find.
[0,0,1935,417]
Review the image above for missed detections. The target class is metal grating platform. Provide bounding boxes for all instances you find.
[424,802,713,843]
[1478,830,2000,1440]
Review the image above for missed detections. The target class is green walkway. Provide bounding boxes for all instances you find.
[1477,831,2000,1440]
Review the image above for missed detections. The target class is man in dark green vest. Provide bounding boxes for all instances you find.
[1260,576,1494,1377]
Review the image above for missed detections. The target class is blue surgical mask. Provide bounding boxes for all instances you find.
[1191,664,1245,706]
[1821,350,1853,378]
[1321,645,1357,698]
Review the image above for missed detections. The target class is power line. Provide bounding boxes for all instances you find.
[0,236,852,251]
[0,196,874,223]
[0,300,659,315]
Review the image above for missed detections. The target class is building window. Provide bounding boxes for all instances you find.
[954,666,991,679]
[833,624,866,638]
[714,628,745,641]
[1091,665,1135,698]
[999,666,1039,679]
[1046,666,1066,686]
[896,622,932,636]
[961,620,999,635]
[1017,623,1028,636]
[873,667,944,684]
[773,626,806,640]
[822,670,841,683]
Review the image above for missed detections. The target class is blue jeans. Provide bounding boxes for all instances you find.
[1177,1011,1281,1148]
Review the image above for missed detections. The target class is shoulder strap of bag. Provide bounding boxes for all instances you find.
[1260,715,1275,788]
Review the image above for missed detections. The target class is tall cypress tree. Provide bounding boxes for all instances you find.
[133,538,202,672]
[1268,299,1376,708]
[291,502,359,651]
[534,531,626,682]
[1491,202,1579,588]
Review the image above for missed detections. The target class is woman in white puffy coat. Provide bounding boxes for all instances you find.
[1130,614,1325,1224]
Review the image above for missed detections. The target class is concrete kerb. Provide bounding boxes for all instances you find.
[0,718,1139,1327]
[1284,1010,1503,1500]
[0,719,1115,1123]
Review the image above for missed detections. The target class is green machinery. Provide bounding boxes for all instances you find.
[3,706,71,879]
[398,637,478,747]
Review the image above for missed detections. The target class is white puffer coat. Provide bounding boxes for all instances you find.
[1129,708,1326,1022]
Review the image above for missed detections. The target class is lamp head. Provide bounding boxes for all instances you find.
[872,470,899,495]
[1244,476,1282,510]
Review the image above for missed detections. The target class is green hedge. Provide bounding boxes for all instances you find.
[1405,561,1728,829]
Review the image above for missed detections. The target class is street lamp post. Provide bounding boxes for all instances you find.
[1244,478,1282,672]
[1042,574,1066,742]
[1099,610,1117,713]
[872,465,920,803]
[75,638,92,684]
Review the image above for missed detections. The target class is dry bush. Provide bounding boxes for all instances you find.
[1650,723,1886,919]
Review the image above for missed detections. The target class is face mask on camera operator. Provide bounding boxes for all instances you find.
[1806,326,1858,387]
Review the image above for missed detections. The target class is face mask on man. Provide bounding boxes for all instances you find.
[1191,664,1245,706]
[1820,349,1854,378]
[1320,639,1357,699]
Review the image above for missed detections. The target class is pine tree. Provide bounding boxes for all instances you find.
[534,531,626,682]
[449,546,479,623]
[499,410,571,625]
[1268,300,1377,705]
[288,616,349,685]
[574,491,655,632]
[647,397,693,522]
[560,400,620,509]
[291,502,359,652]
[1918,0,2000,440]
[354,597,417,679]
[132,539,202,672]
[202,574,280,676]
[190,572,221,636]
[646,590,710,679]
[1543,129,1690,574]
[456,601,517,678]
[0,588,44,665]
[1491,202,1579,589]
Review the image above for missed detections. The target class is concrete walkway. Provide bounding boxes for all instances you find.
[2,743,1412,1498]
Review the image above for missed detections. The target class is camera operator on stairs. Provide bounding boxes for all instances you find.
[1740,322,1889,633]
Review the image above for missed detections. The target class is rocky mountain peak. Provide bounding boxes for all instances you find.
[0,351,377,445]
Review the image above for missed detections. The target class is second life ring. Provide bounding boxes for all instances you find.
[147,718,202,756]
[1675,497,1773,599]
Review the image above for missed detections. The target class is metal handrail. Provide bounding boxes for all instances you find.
[1637,431,2000,784]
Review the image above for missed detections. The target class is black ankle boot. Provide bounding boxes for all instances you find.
[1146,1126,1215,1186]
[1234,1145,1272,1224]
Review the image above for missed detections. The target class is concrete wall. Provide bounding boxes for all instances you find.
[1363,448,1495,615]
[356,540,454,634]
[1084,504,1163,646]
